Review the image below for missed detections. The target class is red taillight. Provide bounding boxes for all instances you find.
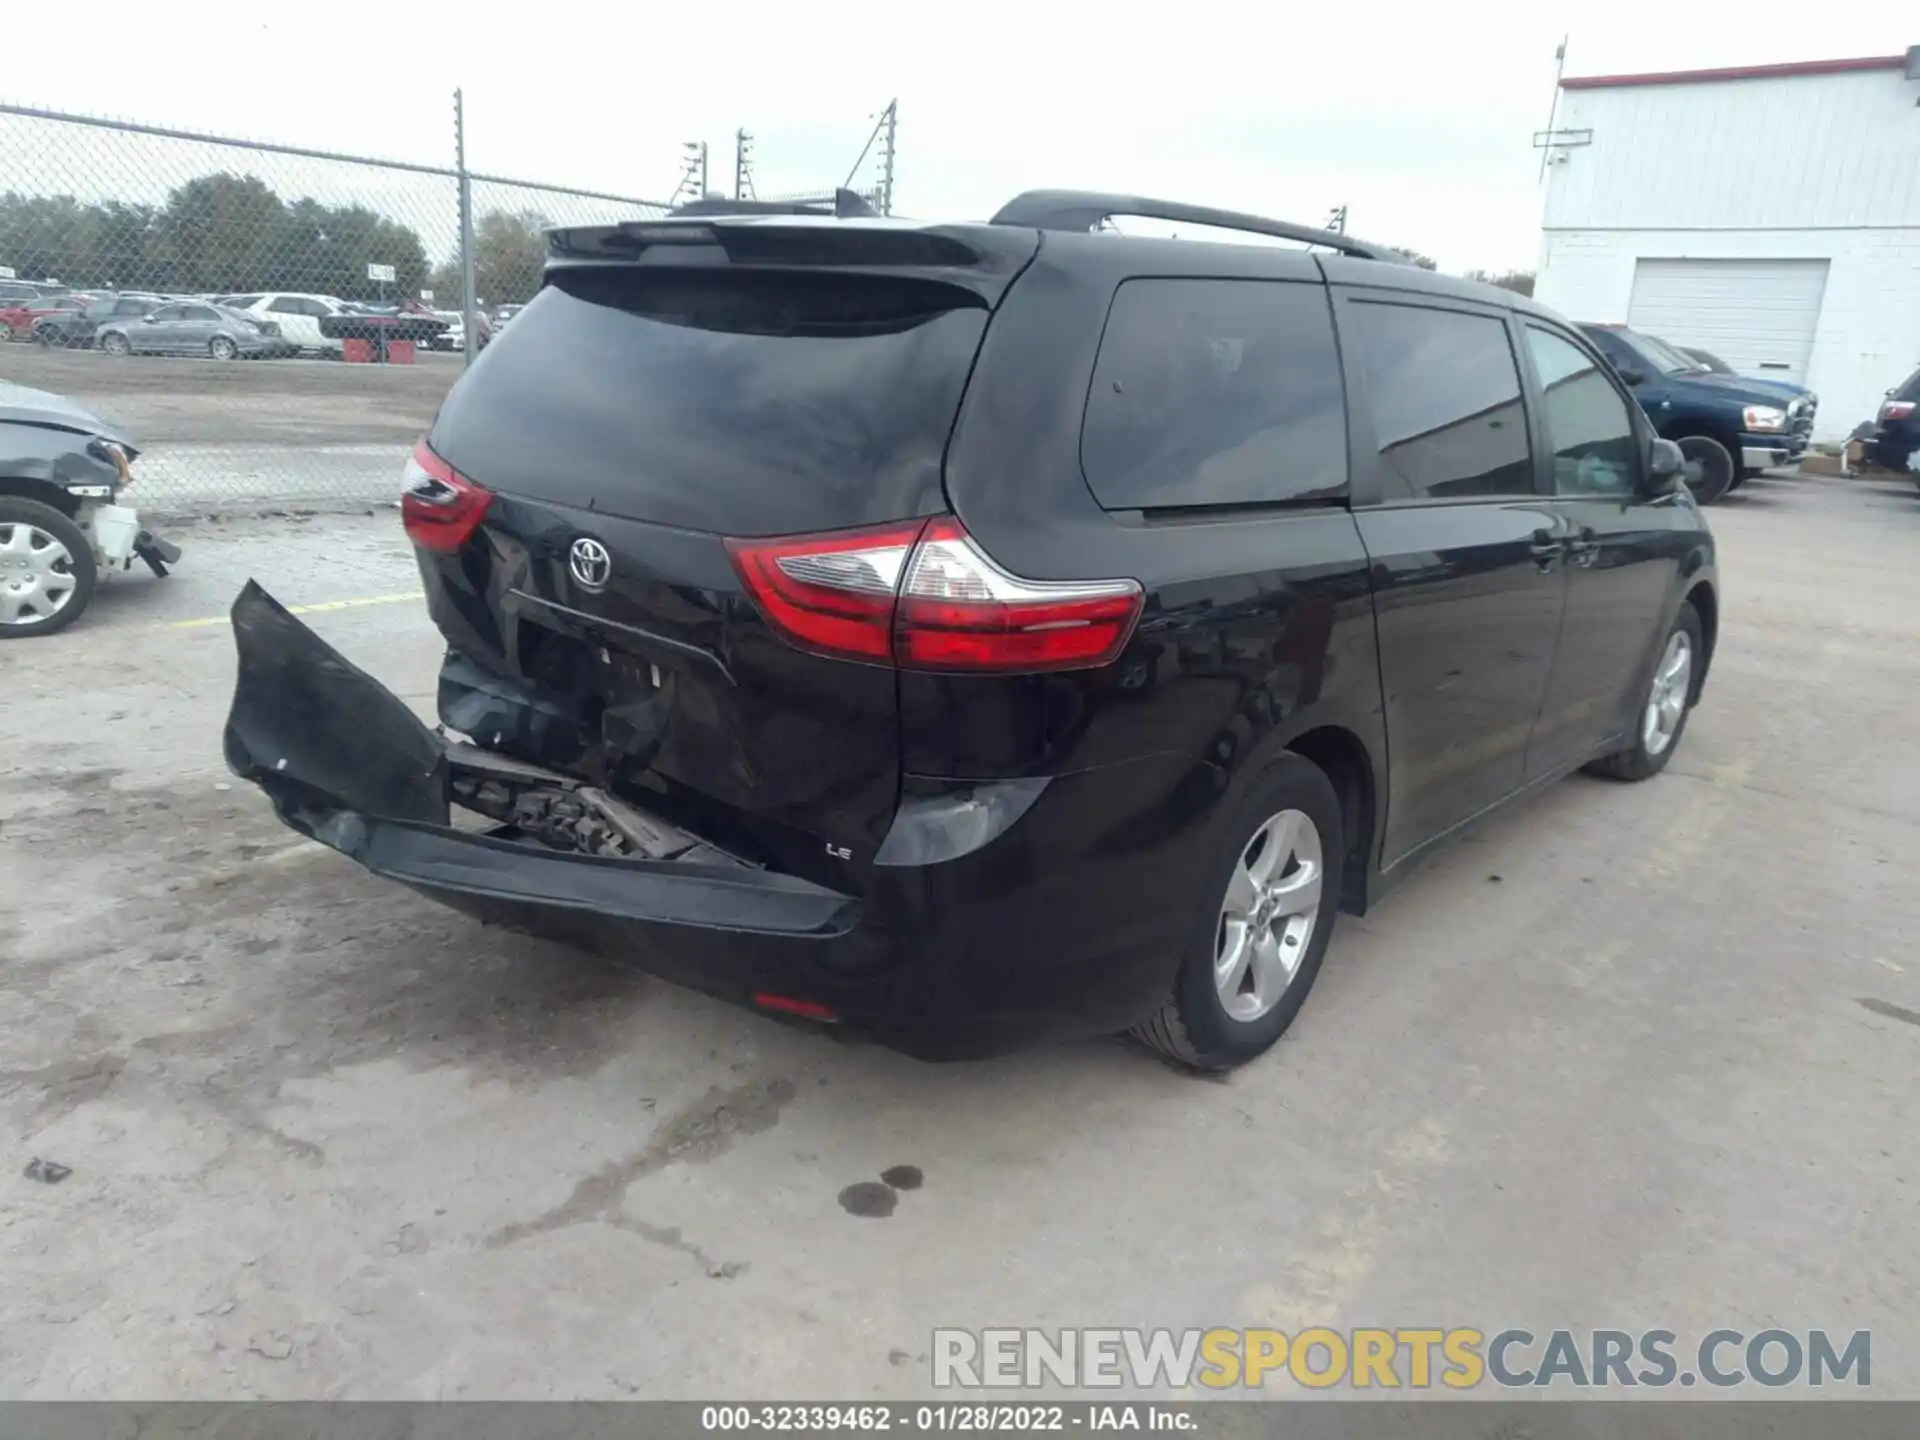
[725,520,924,662]
[727,516,1144,674]
[401,439,492,553]
[893,519,1143,671]
[1883,400,1916,422]
[752,992,839,1021]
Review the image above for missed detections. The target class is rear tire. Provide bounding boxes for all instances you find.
[1131,752,1344,1071]
[1675,435,1735,505]
[0,320,14,343]
[0,499,97,639]
[1586,603,1703,782]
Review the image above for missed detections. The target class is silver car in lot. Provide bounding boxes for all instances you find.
[94,301,287,360]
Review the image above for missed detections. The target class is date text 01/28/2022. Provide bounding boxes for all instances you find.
[700,1406,1196,1431]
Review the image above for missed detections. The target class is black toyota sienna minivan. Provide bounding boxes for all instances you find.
[226,190,1718,1070]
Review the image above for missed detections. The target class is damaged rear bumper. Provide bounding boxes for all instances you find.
[223,582,886,1011]
[222,582,1185,1060]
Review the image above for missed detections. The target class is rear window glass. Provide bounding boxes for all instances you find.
[431,269,990,536]
[1080,279,1348,511]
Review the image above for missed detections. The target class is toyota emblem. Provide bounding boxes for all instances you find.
[568,536,612,590]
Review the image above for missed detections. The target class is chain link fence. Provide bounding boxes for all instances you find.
[0,100,671,517]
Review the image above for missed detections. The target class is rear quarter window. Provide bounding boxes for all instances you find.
[1080,278,1348,511]
[1346,300,1533,502]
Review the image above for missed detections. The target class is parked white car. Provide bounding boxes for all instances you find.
[213,292,349,357]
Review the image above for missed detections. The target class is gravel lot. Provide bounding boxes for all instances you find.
[3,472,1918,1400]
[1,345,457,514]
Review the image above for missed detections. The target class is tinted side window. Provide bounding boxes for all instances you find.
[149,305,184,321]
[1080,279,1347,511]
[267,297,303,314]
[114,299,153,316]
[1347,301,1532,501]
[184,306,218,321]
[1525,327,1640,498]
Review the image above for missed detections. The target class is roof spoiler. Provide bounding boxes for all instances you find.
[989,190,1411,263]
[667,189,882,220]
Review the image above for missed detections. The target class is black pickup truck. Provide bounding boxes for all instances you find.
[1579,323,1814,503]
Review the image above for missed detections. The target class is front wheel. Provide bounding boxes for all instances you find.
[1675,435,1735,505]
[0,498,98,638]
[208,335,238,360]
[100,331,131,356]
[1131,753,1344,1071]
[1585,603,1703,782]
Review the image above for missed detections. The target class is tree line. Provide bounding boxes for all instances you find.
[0,173,554,306]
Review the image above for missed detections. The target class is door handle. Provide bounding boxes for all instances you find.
[1565,526,1600,568]
[1528,528,1564,572]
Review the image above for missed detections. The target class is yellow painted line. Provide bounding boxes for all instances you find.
[166,591,425,629]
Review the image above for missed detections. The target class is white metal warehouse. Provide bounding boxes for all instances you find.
[1533,51,1920,445]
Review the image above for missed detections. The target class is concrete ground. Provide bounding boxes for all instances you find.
[2,471,1917,1400]
[1,345,456,513]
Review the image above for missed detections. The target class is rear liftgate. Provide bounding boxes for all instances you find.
[222,581,859,951]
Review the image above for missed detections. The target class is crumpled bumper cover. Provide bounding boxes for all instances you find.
[221,580,858,941]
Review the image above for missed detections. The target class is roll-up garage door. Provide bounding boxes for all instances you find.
[1626,258,1829,384]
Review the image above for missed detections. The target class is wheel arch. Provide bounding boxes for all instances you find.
[1280,723,1379,916]
[0,475,79,517]
[1658,410,1741,456]
[1683,578,1717,698]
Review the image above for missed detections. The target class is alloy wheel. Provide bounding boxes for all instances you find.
[1642,630,1693,756]
[1214,808,1324,1022]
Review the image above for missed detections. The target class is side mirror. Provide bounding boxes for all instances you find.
[1617,366,1647,386]
[1647,437,1686,494]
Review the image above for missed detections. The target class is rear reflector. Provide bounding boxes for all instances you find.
[727,517,1143,673]
[401,439,492,553]
[752,992,839,1021]
[1884,400,1915,422]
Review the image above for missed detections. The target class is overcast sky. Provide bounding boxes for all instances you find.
[8,2,1908,273]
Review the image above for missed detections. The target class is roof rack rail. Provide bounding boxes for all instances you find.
[667,188,882,220]
[988,190,1409,263]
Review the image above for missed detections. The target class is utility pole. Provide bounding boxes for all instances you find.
[842,98,899,215]
[1539,36,1570,182]
[673,141,708,206]
[877,99,896,215]
[734,129,755,202]
[455,89,477,369]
